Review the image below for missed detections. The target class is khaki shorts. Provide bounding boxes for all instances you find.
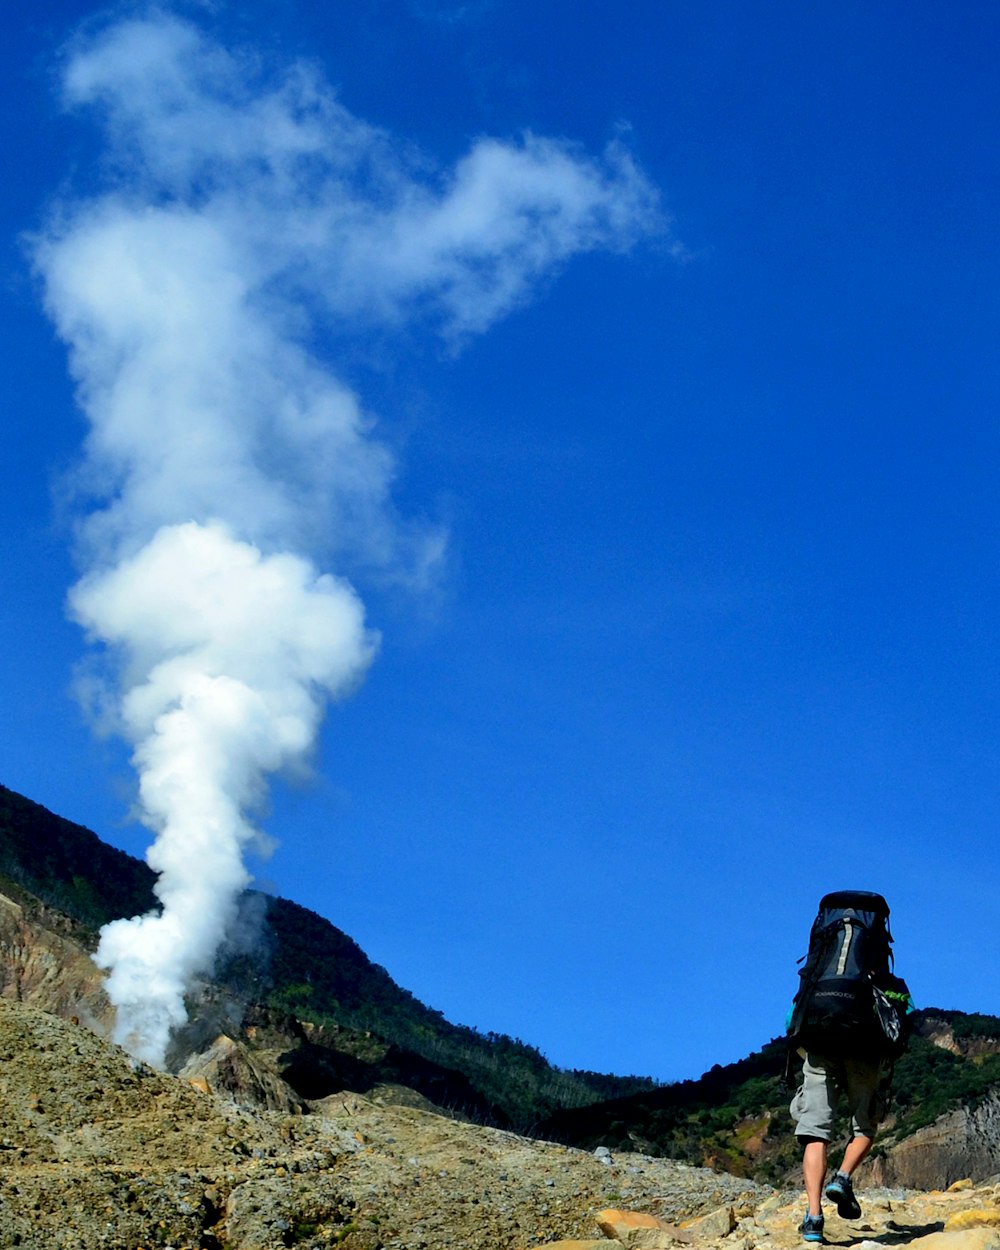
[789,1052,882,1140]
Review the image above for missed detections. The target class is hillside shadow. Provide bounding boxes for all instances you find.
[278,1038,510,1127]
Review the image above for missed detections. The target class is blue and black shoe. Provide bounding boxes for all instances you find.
[799,1213,825,1243]
[825,1171,862,1220]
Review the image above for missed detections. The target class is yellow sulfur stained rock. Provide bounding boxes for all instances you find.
[531,1242,623,1250]
[946,1211,1000,1232]
[899,1228,1000,1250]
[596,1209,693,1248]
[681,1205,736,1239]
[597,1211,664,1232]
[950,1181,977,1193]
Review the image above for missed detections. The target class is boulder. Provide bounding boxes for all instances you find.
[535,1242,623,1250]
[682,1205,736,1240]
[946,1211,1000,1232]
[596,1209,693,1248]
[897,1229,1000,1250]
[179,1034,306,1113]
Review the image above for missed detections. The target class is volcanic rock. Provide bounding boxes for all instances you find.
[8,993,1000,1249]
[179,1032,306,1113]
[867,1091,1000,1188]
[0,890,111,1029]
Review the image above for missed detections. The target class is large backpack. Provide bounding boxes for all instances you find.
[787,889,910,1060]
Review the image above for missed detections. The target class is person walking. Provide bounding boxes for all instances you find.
[786,890,913,1244]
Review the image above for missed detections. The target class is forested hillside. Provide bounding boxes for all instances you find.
[540,1012,1000,1181]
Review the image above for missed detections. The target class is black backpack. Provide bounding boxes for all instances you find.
[787,889,911,1060]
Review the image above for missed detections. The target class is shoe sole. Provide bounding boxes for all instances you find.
[824,1184,861,1220]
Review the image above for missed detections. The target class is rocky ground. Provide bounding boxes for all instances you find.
[1,1000,1000,1250]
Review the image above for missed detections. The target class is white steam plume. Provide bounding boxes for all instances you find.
[36,10,663,1067]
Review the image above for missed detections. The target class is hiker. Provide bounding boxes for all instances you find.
[785,890,913,1245]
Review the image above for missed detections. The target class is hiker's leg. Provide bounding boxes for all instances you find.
[829,1056,879,1205]
[843,1057,882,1147]
[791,1055,837,1216]
[826,1136,867,1221]
[803,1138,829,1215]
[840,1133,873,1177]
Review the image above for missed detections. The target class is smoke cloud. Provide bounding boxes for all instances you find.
[36,9,663,1067]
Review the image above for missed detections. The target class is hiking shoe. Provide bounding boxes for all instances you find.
[825,1171,862,1220]
[799,1213,825,1243]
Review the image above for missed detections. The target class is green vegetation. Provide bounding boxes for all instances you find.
[889,1034,1000,1134]
[0,784,156,936]
[540,1038,797,1180]
[256,892,659,1129]
[918,1007,1000,1042]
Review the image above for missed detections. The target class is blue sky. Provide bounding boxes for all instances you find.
[2,0,999,1080]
